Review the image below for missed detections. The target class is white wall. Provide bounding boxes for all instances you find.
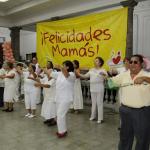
[0,27,11,41]
[20,30,36,60]
[133,0,150,58]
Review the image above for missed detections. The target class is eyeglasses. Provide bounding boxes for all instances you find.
[129,60,139,64]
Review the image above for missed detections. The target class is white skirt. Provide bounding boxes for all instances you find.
[73,79,83,110]
[41,98,56,120]
[4,85,16,102]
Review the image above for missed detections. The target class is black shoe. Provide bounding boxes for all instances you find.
[47,121,57,126]
[2,108,9,112]
[6,109,14,112]
[43,119,52,124]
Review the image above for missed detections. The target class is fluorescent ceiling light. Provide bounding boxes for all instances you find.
[0,0,9,2]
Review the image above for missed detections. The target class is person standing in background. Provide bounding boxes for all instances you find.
[32,57,41,104]
[35,67,56,126]
[3,62,16,112]
[71,60,83,113]
[17,63,38,118]
[13,63,23,102]
[0,62,5,107]
[76,57,107,124]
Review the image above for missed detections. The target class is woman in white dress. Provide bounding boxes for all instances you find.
[50,60,76,138]
[35,68,56,126]
[3,62,16,112]
[72,60,83,113]
[32,57,41,105]
[77,57,107,124]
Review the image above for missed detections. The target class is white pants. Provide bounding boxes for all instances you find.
[91,91,104,121]
[56,101,71,133]
[25,91,37,110]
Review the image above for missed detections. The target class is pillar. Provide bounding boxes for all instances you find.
[9,27,22,61]
[120,0,138,58]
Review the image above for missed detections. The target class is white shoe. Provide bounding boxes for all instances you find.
[89,118,95,121]
[97,120,101,124]
[97,120,104,124]
[25,113,31,117]
[28,114,36,118]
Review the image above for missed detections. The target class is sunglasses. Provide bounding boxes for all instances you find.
[129,60,139,64]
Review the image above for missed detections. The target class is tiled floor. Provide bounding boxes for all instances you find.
[0,102,120,150]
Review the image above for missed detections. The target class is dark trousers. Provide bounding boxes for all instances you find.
[0,87,4,107]
[107,89,117,103]
[118,105,150,150]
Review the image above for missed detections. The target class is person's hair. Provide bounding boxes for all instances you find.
[130,54,143,64]
[63,60,74,72]
[123,57,130,63]
[17,63,23,67]
[73,60,79,69]
[32,57,37,60]
[95,57,104,67]
[30,63,36,72]
[47,61,53,69]
[6,62,14,69]
[0,62,3,69]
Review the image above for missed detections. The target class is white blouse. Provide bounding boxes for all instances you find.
[85,68,107,92]
[40,76,56,101]
[51,71,76,103]
[4,70,16,88]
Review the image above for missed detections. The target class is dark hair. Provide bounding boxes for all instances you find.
[6,62,14,69]
[17,63,23,67]
[47,61,53,69]
[130,54,143,64]
[32,57,37,60]
[95,57,104,67]
[30,64,36,72]
[63,60,74,72]
[73,60,79,69]
[123,57,130,63]
[0,62,3,69]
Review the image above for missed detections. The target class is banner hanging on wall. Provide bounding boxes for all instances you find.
[37,7,128,69]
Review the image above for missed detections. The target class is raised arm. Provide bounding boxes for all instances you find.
[34,82,50,88]
[5,72,15,79]
[134,76,150,84]
[75,70,90,79]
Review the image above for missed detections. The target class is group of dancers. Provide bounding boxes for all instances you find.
[0,56,114,138]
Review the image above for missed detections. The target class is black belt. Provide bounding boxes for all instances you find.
[121,104,150,110]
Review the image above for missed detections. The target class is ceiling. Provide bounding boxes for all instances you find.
[0,0,148,30]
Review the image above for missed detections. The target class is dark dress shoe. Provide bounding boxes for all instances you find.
[43,119,52,124]
[2,108,9,111]
[6,109,14,112]
[47,120,57,126]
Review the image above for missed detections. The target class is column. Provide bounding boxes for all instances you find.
[120,0,138,58]
[9,27,22,61]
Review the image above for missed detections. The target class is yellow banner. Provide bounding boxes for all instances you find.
[37,7,128,69]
